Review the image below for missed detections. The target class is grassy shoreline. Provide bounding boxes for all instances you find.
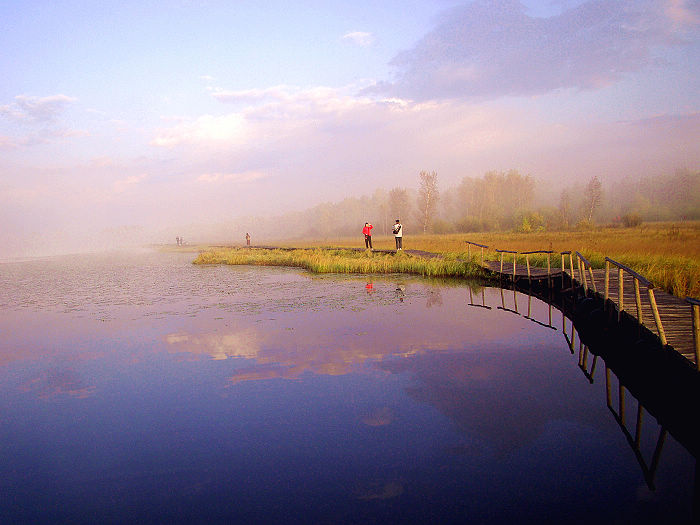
[194,247,489,279]
[190,222,700,297]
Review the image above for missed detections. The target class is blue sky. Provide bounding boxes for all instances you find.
[1,0,699,256]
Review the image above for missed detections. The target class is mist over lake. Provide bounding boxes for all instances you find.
[0,250,695,523]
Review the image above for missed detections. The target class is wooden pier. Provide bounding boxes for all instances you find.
[467,241,700,370]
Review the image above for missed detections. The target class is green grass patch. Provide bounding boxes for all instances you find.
[190,221,699,297]
[194,247,488,279]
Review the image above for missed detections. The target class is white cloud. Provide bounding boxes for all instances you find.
[0,135,17,149]
[0,94,76,123]
[114,173,147,193]
[665,0,700,26]
[210,85,294,103]
[153,85,378,152]
[151,113,247,147]
[342,31,374,47]
[196,171,268,183]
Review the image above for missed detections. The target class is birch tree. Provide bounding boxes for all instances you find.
[584,176,603,222]
[417,170,439,233]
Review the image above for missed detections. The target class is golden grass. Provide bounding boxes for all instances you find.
[258,222,700,298]
[194,248,487,279]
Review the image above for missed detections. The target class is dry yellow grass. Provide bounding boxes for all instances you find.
[277,222,700,297]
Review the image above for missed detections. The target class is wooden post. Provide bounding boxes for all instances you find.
[587,266,597,293]
[649,427,668,480]
[500,252,504,274]
[568,253,574,286]
[526,254,531,285]
[589,355,598,379]
[481,246,484,267]
[605,366,612,407]
[580,257,589,294]
[604,259,610,304]
[577,256,583,288]
[634,404,643,448]
[619,383,625,425]
[561,253,565,290]
[647,288,667,346]
[562,311,567,337]
[467,243,471,258]
[649,429,668,482]
[546,253,551,279]
[634,278,643,326]
[618,267,624,322]
[692,303,700,371]
[513,253,517,280]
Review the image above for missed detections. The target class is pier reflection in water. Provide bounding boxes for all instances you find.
[0,252,696,523]
[470,281,699,505]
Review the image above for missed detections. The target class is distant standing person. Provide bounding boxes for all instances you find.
[362,222,373,249]
[246,232,251,246]
[393,219,403,250]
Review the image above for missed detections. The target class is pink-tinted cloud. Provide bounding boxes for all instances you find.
[0,94,76,123]
[342,31,374,47]
[381,0,700,101]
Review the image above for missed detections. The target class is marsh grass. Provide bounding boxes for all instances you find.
[194,248,487,279]
[192,222,699,297]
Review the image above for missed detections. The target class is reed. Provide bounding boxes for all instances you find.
[276,222,699,297]
[191,222,699,297]
[194,248,487,279]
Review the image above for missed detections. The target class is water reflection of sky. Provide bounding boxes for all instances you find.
[0,252,695,523]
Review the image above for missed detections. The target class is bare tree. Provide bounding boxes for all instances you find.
[584,176,603,222]
[417,170,439,233]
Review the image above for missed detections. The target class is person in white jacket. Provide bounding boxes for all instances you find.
[393,219,403,250]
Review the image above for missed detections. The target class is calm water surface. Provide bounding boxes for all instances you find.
[0,251,695,523]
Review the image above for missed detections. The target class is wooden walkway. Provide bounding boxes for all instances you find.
[482,258,699,368]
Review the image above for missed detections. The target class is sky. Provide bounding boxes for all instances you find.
[1,0,699,256]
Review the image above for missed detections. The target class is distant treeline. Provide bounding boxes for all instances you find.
[213,168,699,243]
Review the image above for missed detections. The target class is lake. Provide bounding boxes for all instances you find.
[0,250,695,524]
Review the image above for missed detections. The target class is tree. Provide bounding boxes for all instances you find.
[417,170,439,233]
[388,187,410,224]
[558,188,573,229]
[454,170,534,231]
[584,176,603,222]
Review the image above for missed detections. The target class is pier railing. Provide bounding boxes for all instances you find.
[575,252,597,294]
[686,297,700,366]
[495,249,518,279]
[604,257,666,346]
[465,241,489,267]
[465,240,699,370]
[522,250,553,284]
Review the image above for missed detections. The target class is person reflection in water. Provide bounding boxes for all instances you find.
[365,282,374,295]
[395,284,405,302]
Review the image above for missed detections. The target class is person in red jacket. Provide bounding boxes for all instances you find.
[362,222,373,249]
